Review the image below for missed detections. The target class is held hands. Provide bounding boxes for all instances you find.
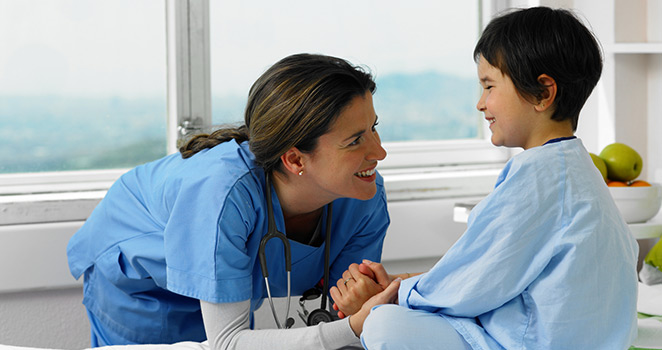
[330,260,393,318]
[348,276,401,336]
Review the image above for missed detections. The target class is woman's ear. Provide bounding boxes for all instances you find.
[535,74,557,112]
[280,147,304,176]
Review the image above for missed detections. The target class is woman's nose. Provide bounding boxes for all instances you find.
[369,133,387,161]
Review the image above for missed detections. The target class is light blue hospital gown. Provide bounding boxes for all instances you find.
[397,138,638,349]
[67,140,390,345]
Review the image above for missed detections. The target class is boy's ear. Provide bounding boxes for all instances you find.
[535,74,557,112]
[280,147,304,176]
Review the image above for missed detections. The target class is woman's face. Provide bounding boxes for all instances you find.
[302,91,387,202]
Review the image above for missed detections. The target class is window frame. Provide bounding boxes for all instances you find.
[0,0,512,226]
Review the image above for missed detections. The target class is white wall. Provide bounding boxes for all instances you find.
[0,288,89,349]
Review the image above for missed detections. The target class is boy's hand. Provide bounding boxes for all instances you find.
[359,260,392,290]
[348,277,402,336]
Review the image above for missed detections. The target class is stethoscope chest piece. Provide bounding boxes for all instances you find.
[306,308,334,326]
[297,287,334,326]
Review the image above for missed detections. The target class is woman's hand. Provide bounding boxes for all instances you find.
[348,277,401,336]
[330,263,383,318]
[330,260,392,318]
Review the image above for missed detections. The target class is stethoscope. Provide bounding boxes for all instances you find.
[258,172,334,329]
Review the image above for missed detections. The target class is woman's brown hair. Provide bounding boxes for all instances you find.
[180,53,376,174]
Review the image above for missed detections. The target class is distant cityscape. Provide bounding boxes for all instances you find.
[0,71,479,174]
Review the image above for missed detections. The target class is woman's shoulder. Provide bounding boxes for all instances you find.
[113,140,262,214]
[138,140,257,183]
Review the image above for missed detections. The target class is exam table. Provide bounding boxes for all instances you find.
[0,343,364,350]
[0,343,209,350]
[2,211,661,350]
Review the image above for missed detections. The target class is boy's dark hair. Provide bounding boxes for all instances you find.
[474,6,602,131]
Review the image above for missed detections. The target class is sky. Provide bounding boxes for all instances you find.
[209,0,480,95]
[0,0,166,97]
[0,0,479,98]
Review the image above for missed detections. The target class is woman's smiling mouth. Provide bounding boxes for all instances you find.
[355,168,376,178]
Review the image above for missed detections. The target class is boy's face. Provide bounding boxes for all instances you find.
[476,56,540,149]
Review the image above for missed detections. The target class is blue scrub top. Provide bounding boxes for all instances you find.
[399,138,639,349]
[67,140,390,344]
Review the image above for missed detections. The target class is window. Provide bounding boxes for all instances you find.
[0,0,167,174]
[208,0,482,143]
[0,1,510,225]
[1,1,496,176]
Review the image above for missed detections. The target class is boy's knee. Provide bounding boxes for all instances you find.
[361,304,407,349]
[365,304,404,329]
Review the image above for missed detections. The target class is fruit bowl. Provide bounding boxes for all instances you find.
[609,183,662,224]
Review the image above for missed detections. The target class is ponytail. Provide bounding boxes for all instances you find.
[179,125,249,159]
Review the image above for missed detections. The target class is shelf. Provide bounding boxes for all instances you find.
[609,42,662,54]
[452,201,476,223]
[630,221,662,240]
[631,212,662,240]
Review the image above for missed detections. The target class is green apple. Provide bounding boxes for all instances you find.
[599,142,643,182]
[589,153,608,182]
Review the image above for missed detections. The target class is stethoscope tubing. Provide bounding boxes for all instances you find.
[262,272,291,329]
[259,172,332,329]
[260,173,292,328]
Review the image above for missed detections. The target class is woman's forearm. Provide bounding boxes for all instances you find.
[200,300,360,350]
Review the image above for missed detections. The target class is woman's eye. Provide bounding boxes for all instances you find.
[372,121,379,132]
[349,137,362,146]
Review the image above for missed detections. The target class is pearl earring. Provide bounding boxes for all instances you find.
[298,170,304,176]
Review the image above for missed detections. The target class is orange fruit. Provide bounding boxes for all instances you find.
[607,180,627,187]
[629,180,652,187]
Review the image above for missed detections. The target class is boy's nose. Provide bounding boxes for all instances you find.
[476,93,487,112]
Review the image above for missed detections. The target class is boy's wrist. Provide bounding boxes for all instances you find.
[348,305,371,337]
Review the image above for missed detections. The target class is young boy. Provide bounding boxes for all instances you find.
[339,7,639,350]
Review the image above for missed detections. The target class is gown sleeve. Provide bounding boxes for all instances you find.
[399,154,567,317]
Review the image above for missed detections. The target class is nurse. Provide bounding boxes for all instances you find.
[67,53,390,349]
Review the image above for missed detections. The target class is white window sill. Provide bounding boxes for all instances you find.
[0,169,127,226]
[0,164,502,226]
[381,164,501,201]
